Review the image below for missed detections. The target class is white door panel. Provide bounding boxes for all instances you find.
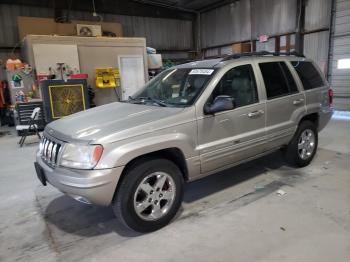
[118,55,145,100]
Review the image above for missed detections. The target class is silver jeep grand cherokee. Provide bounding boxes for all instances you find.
[35,53,333,232]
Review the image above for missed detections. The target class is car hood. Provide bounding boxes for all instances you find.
[46,102,185,144]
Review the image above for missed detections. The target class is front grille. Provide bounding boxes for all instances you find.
[40,136,62,167]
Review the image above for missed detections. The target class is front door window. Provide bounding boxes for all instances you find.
[210,64,258,107]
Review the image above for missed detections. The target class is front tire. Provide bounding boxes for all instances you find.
[112,158,184,233]
[285,120,318,167]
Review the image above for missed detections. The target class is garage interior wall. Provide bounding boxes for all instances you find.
[201,0,298,48]
[303,31,330,72]
[200,0,332,68]
[200,0,350,108]
[201,0,298,54]
[303,0,332,71]
[329,0,350,110]
[200,0,252,49]
[2,0,348,110]
[0,3,193,77]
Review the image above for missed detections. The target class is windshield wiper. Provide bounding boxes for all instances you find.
[128,96,167,107]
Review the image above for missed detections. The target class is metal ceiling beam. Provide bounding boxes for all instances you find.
[132,0,197,13]
[0,0,195,20]
[198,0,240,13]
[295,0,306,54]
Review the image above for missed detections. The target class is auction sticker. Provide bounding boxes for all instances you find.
[189,69,214,75]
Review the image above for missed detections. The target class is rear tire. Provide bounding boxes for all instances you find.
[112,158,184,233]
[285,120,318,167]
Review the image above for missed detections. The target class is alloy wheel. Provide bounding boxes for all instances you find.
[133,172,176,221]
[298,129,316,160]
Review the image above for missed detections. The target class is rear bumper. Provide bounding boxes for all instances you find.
[35,154,124,206]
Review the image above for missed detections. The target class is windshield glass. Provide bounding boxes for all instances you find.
[130,68,215,107]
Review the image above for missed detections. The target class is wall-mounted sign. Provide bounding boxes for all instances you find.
[259,35,269,43]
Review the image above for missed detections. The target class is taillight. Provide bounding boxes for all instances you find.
[328,88,334,106]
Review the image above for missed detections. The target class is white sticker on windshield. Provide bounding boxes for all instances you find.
[189,69,214,75]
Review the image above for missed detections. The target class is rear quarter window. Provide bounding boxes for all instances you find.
[291,61,324,90]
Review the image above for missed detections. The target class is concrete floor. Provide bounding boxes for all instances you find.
[0,115,349,262]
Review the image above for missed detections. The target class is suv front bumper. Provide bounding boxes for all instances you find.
[35,155,124,206]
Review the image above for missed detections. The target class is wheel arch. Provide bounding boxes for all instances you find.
[299,112,319,129]
[112,147,189,202]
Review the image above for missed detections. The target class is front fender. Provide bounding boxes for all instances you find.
[95,133,197,169]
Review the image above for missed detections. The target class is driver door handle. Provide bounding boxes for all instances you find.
[248,110,264,118]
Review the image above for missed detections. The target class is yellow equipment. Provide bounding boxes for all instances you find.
[95,68,120,88]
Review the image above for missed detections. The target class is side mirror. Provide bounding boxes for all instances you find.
[204,95,235,115]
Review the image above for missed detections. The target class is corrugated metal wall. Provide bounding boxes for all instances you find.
[305,0,332,31]
[303,31,330,72]
[201,0,251,48]
[69,10,193,50]
[329,0,350,110]
[251,0,297,36]
[303,0,332,76]
[201,0,297,49]
[0,4,193,50]
[0,5,54,47]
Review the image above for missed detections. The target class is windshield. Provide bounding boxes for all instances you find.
[129,68,215,107]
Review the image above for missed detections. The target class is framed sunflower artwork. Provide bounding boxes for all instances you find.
[40,79,89,123]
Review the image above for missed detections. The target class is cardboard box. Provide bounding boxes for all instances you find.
[18,17,56,39]
[17,17,123,40]
[232,42,251,54]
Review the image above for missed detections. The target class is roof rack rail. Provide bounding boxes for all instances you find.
[220,51,305,61]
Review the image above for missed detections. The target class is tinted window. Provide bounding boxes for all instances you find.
[211,64,258,107]
[280,62,298,93]
[291,61,324,90]
[259,62,298,99]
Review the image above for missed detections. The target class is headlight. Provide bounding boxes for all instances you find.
[60,144,103,169]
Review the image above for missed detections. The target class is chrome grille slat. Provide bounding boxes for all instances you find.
[40,136,62,167]
[47,141,52,162]
[43,139,49,159]
[46,141,50,159]
[52,144,57,163]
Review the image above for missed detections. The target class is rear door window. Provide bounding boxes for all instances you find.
[291,61,324,90]
[259,62,298,99]
[280,62,298,93]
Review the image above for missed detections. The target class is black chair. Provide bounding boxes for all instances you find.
[17,107,41,147]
